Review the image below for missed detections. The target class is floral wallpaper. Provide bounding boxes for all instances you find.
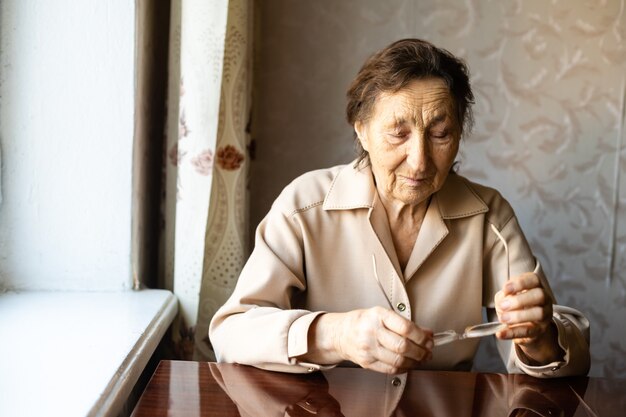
[251,0,626,377]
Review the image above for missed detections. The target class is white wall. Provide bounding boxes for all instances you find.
[0,0,135,290]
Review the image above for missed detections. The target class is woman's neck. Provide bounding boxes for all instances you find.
[378,194,431,271]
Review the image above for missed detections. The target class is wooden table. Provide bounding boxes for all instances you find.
[132,360,625,416]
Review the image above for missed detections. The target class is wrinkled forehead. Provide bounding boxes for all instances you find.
[371,78,458,127]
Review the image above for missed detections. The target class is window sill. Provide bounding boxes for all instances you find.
[0,289,178,417]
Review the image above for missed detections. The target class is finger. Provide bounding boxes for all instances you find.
[503,272,541,295]
[499,305,552,325]
[499,288,547,311]
[379,308,433,348]
[494,290,505,315]
[345,308,423,373]
[352,332,420,373]
[377,326,431,363]
[497,322,548,341]
[373,345,422,373]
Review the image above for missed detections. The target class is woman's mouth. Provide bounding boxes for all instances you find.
[399,175,431,187]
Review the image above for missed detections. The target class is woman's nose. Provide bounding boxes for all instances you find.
[406,135,430,171]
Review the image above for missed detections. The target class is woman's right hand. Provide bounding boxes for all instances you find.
[302,306,433,374]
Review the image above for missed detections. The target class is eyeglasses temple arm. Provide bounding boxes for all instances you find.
[372,254,394,310]
[489,223,510,281]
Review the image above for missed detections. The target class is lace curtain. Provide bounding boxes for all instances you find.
[162,0,252,360]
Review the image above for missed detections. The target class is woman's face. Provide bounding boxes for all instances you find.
[355,77,461,207]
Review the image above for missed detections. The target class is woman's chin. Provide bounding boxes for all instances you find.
[393,188,434,207]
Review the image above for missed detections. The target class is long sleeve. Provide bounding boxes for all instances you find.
[209,188,329,373]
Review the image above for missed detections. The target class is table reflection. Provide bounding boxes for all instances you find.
[132,361,626,417]
[209,363,591,417]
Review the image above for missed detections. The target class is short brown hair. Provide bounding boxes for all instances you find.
[346,38,474,166]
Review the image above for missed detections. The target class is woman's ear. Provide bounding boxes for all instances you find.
[354,121,368,151]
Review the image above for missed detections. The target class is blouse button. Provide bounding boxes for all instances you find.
[391,377,402,387]
[396,302,406,312]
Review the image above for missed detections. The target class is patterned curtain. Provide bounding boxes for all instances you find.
[194,0,253,361]
[162,0,252,359]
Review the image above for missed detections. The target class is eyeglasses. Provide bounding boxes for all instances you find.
[372,224,511,347]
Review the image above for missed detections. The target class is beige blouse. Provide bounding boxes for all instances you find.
[209,162,590,377]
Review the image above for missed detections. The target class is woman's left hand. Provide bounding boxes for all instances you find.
[495,272,563,364]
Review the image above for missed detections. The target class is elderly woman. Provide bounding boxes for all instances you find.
[209,39,590,376]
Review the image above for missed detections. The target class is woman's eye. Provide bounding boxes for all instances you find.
[389,131,409,140]
[430,130,449,140]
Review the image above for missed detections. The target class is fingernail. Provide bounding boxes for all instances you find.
[500,300,511,310]
[425,340,434,350]
[501,313,510,323]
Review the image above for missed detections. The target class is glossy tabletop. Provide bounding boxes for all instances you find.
[132,360,625,417]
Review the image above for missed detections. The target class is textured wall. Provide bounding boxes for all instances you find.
[0,0,135,290]
[251,0,626,377]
